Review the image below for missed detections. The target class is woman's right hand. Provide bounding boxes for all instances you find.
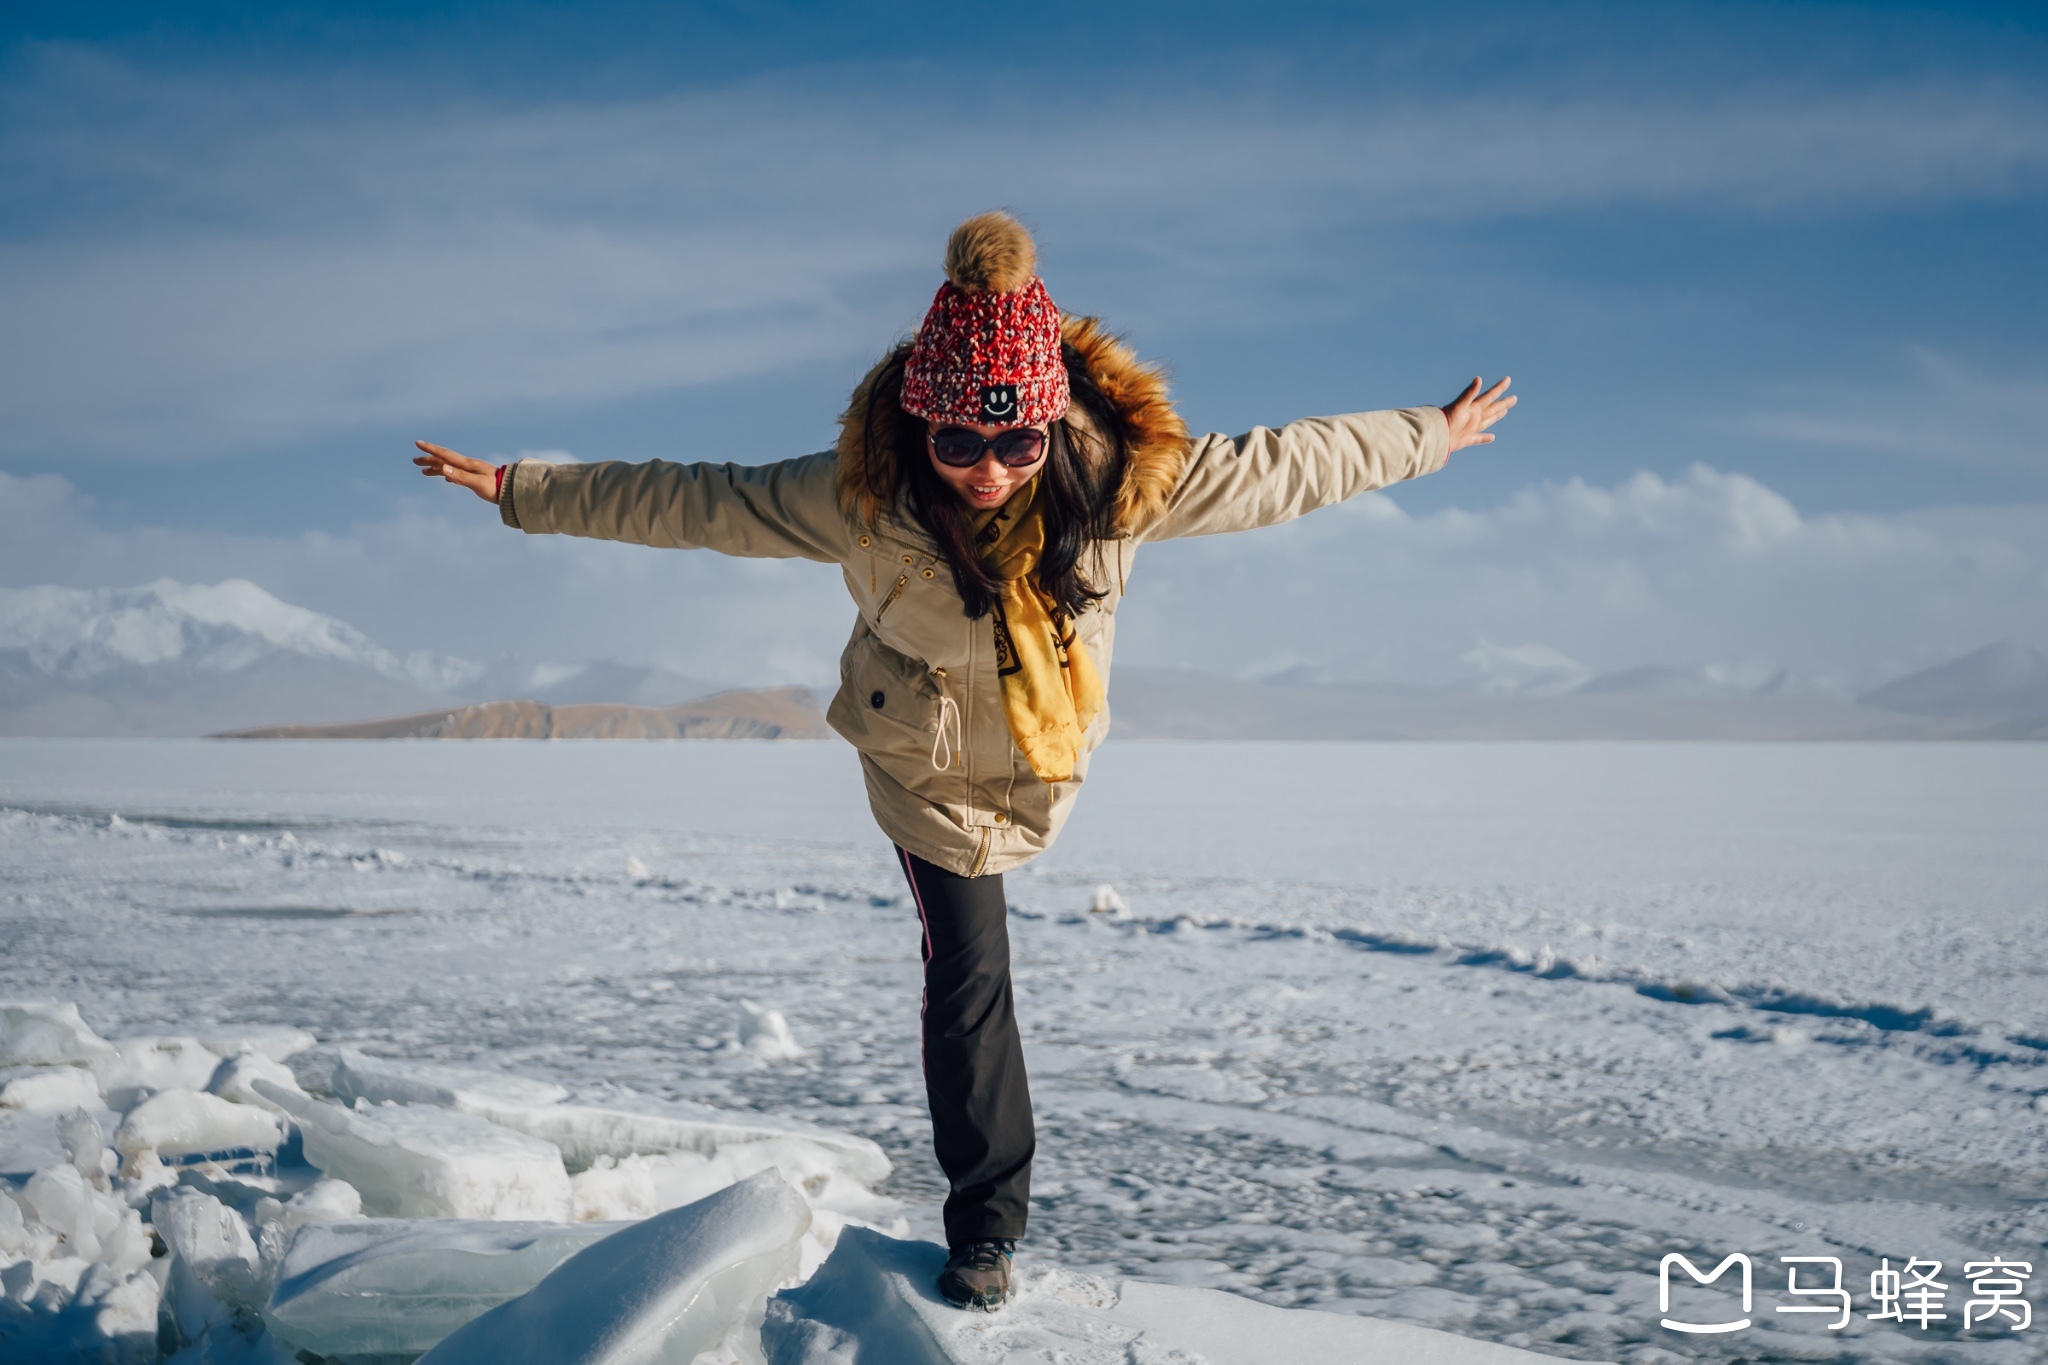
[412,440,501,503]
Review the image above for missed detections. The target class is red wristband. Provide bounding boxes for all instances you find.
[494,465,506,498]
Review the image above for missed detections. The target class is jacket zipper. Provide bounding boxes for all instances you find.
[874,573,908,623]
[969,825,993,877]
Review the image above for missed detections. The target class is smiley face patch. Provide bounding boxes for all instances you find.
[979,385,1019,422]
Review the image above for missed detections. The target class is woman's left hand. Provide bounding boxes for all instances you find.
[1441,376,1516,454]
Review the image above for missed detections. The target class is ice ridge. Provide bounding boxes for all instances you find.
[1094,906,2004,1053]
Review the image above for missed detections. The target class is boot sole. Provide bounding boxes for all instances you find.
[938,1278,1009,1312]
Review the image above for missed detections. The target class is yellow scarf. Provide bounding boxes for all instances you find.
[975,480,1105,784]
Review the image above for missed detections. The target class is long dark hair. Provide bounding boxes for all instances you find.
[856,342,1129,620]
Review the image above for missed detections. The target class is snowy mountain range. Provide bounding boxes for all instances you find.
[0,578,2041,737]
[0,579,476,690]
[1859,639,2048,719]
[1119,643,2048,739]
[0,580,731,736]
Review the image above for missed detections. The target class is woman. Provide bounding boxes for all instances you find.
[413,212,1513,1310]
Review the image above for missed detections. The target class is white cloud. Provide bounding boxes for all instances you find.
[1118,464,2048,691]
[5,462,2042,692]
[3,47,2044,460]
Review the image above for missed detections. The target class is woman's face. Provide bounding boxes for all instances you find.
[925,420,1048,511]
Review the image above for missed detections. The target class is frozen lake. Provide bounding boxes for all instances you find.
[3,737,2044,1362]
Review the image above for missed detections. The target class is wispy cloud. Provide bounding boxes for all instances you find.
[1717,348,2048,479]
[5,44,2045,461]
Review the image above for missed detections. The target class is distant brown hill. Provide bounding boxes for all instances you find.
[214,687,831,740]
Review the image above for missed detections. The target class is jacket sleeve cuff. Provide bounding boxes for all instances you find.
[498,460,521,528]
[1418,406,1451,474]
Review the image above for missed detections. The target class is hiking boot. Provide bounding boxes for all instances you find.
[938,1238,1015,1311]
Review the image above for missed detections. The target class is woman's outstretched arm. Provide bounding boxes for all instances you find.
[1135,377,1514,543]
[410,440,854,564]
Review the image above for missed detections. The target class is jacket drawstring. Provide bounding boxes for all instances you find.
[931,671,961,771]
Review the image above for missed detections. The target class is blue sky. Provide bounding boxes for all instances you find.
[2,1,2044,687]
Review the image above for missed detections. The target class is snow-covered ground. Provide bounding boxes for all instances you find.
[3,738,2044,1362]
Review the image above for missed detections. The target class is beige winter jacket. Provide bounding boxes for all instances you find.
[499,318,1449,876]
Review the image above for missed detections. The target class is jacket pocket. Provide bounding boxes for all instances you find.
[826,629,957,804]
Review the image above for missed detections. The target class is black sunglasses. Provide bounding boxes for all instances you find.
[927,426,1048,469]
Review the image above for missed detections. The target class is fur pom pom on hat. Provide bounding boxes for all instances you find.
[944,212,1037,294]
[902,212,1070,428]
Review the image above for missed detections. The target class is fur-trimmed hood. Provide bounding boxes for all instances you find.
[836,314,1189,537]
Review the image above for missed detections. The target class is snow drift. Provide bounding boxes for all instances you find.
[764,1227,1562,1364]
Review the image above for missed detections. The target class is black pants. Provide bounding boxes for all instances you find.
[895,847,1034,1247]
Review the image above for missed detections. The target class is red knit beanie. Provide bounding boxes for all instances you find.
[901,212,1070,428]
